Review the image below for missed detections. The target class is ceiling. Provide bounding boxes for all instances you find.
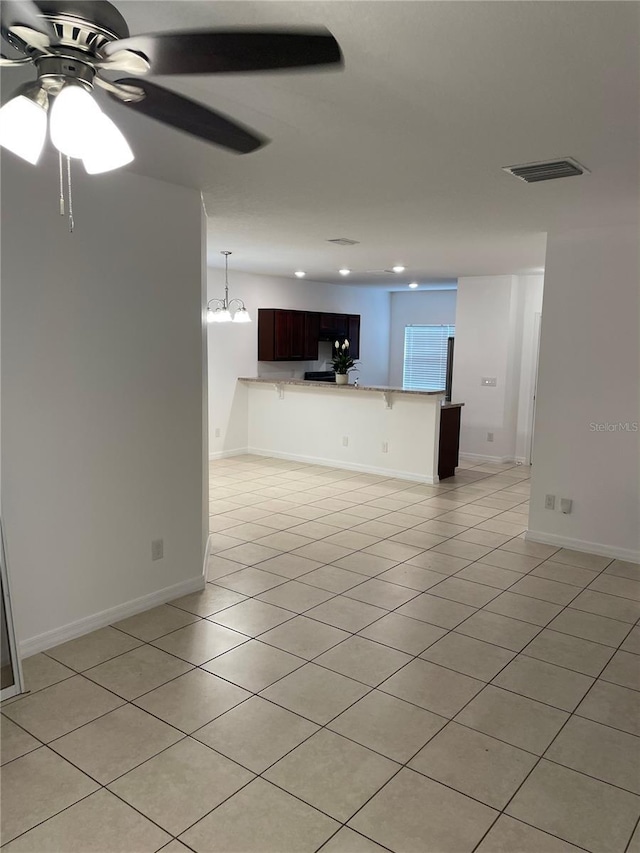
[3,1,638,286]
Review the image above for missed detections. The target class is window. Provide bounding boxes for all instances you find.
[403,325,455,391]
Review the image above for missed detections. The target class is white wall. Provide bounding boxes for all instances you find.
[207,271,391,456]
[528,226,640,560]
[1,155,207,653]
[452,274,544,462]
[388,289,457,387]
[452,275,518,460]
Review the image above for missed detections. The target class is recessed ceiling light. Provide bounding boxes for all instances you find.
[409,282,419,289]
[294,271,306,278]
[339,269,351,276]
[392,265,405,273]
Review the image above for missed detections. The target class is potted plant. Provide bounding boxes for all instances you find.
[331,339,358,384]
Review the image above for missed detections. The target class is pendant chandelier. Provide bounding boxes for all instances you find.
[206,251,251,324]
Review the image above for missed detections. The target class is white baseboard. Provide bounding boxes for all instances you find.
[459,452,515,464]
[247,447,439,485]
[20,573,206,658]
[525,530,640,563]
[209,448,249,461]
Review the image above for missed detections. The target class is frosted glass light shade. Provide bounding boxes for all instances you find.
[83,111,133,174]
[232,308,251,323]
[50,85,101,158]
[206,308,215,324]
[212,309,232,323]
[0,94,47,164]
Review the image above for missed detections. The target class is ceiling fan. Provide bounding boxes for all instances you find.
[0,0,343,172]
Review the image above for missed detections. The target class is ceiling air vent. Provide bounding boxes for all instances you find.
[327,237,359,246]
[503,157,588,183]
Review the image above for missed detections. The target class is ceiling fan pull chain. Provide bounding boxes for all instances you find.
[58,151,65,216]
[66,155,74,233]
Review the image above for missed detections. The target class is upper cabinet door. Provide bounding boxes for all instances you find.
[288,311,306,359]
[273,310,307,359]
[257,308,276,361]
[318,312,348,340]
[347,314,360,359]
[304,313,320,360]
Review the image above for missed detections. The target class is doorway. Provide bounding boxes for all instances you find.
[1,519,23,701]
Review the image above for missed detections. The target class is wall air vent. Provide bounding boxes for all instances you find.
[327,237,359,246]
[503,157,588,183]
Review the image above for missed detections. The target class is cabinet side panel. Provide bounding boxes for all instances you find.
[258,309,276,361]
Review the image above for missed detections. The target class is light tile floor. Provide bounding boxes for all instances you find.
[1,455,639,852]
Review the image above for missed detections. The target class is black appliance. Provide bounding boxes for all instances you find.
[445,337,455,402]
[304,371,336,382]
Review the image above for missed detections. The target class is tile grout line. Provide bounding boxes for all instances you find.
[4,456,637,851]
[467,573,640,853]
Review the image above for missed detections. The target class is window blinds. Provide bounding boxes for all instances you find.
[403,325,455,391]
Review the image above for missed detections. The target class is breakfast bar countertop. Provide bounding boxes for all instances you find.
[238,376,463,402]
[239,377,464,406]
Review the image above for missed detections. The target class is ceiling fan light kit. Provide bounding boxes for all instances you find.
[0,76,134,171]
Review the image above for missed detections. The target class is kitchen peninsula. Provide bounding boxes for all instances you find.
[239,378,463,483]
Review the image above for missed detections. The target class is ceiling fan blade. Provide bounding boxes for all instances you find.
[0,53,34,65]
[94,75,145,102]
[1,0,51,39]
[96,49,150,75]
[108,78,268,154]
[104,29,342,75]
[10,24,50,50]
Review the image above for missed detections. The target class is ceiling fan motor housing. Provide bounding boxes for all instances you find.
[36,53,95,92]
[36,0,129,44]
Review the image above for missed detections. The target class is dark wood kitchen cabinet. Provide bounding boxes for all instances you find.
[317,313,360,357]
[258,309,319,361]
[258,309,360,362]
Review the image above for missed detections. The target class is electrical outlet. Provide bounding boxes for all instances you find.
[560,498,573,514]
[545,494,556,510]
[151,538,164,561]
[487,432,494,442]
[342,436,349,447]
[214,427,221,438]
[382,441,389,453]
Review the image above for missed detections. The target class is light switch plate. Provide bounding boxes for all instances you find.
[481,377,498,387]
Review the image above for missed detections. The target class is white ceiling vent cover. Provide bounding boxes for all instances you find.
[503,157,589,183]
[327,237,359,245]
